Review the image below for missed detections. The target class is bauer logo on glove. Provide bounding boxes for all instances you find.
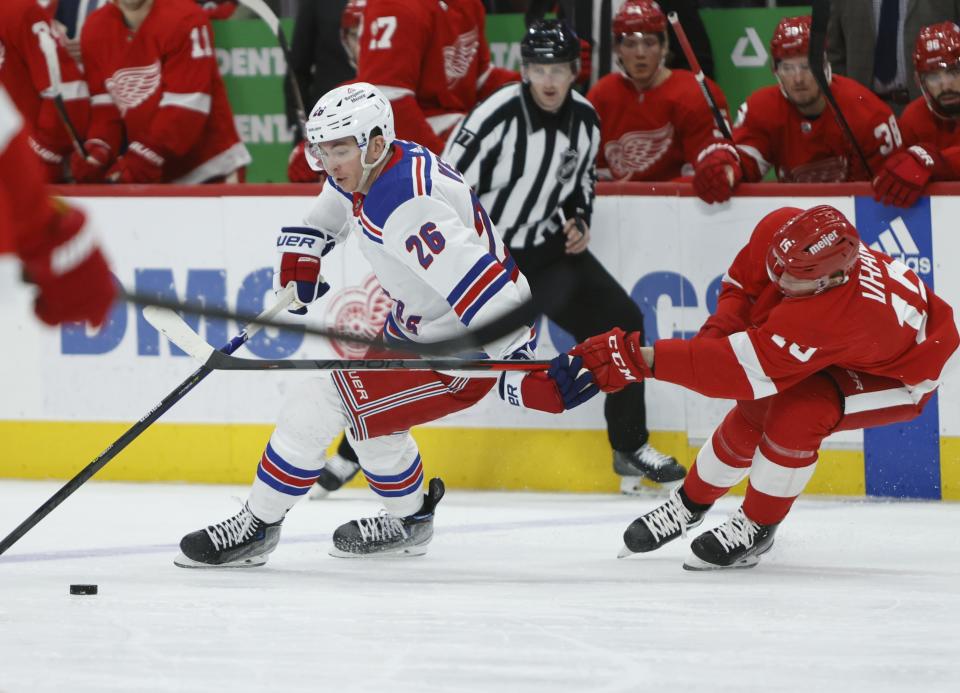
[274,227,335,314]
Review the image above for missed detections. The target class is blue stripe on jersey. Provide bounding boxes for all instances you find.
[446,254,496,305]
[362,141,430,229]
[462,272,511,325]
[361,226,384,244]
[327,178,352,202]
[422,148,433,196]
[383,313,412,345]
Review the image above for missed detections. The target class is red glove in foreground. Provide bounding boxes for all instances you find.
[570,327,651,393]
[693,143,742,204]
[17,203,116,326]
[872,145,945,208]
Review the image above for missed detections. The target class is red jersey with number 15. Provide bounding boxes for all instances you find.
[586,69,730,181]
[655,207,959,403]
[80,0,249,183]
[734,75,898,183]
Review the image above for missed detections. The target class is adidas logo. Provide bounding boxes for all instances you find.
[868,216,932,276]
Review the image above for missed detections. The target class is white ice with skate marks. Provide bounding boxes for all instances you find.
[0,481,958,693]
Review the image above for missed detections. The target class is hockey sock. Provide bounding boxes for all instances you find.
[350,430,426,518]
[683,404,763,506]
[742,438,818,525]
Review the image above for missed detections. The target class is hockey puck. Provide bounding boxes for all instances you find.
[69,584,98,595]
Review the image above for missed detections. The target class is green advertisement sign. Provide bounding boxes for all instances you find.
[214,9,811,183]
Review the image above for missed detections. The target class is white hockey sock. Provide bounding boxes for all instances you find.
[350,430,426,518]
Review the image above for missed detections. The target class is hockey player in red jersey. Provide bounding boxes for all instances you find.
[71,0,250,184]
[356,0,519,154]
[586,0,730,182]
[873,22,960,208]
[0,84,114,326]
[706,15,899,201]
[570,205,959,570]
[0,0,90,182]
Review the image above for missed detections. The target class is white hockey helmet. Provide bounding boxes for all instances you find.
[304,83,396,184]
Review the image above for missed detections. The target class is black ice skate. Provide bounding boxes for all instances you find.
[614,444,687,495]
[308,453,362,500]
[329,477,444,558]
[619,487,710,558]
[174,503,283,569]
[683,507,778,571]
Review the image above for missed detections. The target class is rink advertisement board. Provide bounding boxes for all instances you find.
[1,186,957,501]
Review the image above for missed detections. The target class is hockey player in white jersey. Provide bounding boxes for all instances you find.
[175,83,597,567]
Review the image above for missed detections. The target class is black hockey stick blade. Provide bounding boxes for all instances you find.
[809,0,873,178]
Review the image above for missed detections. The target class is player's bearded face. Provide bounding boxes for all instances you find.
[776,58,822,109]
[524,63,577,113]
[615,33,664,85]
[923,65,960,116]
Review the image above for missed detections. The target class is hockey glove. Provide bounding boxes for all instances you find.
[17,202,115,327]
[498,354,598,413]
[570,327,650,393]
[27,134,65,182]
[693,143,742,204]
[287,141,323,183]
[107,141,165,184]
[69,139,113,183]
[872,145,945,208]
[274,226,334,314]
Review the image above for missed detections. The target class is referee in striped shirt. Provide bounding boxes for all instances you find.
[444,19,685,492]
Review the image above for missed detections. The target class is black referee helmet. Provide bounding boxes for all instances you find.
[521,19,580,66]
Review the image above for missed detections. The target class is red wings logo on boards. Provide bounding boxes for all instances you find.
[323,274,392,358]
[604,124,674,178]
[443,28,479,88]
[105,60,161,115]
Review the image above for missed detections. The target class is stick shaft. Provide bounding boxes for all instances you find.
[667,12,732,140]
[0,290,294,557]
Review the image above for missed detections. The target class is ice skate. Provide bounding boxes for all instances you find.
[618,487,710,558]
[683,507,778,571]
[175,503,283,568]
[329,477,444,558]
[308,452,362,500]
[614,443,687,495]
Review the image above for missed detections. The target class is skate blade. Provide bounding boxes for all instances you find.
[681,553,760,571]
[619,476,681,496]
[307,486,332,501]
[173,552,268,569]
[617,544,636,559]
[327,544,429,559]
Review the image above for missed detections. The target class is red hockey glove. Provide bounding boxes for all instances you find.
[570,327,650,393]
[274,227,333,314]
[872,145,944,208]
[107,141,165,184]
[287,140,323,183]
[498,354,598,413]
[17,202,115,327]
[693,143,743,204]
[27,134,66,182]
[69,139,113,183]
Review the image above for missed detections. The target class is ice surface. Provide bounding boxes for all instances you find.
[1,481,958,693]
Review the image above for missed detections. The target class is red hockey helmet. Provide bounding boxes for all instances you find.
[341,0,366,33]
[765,205,860,297]
[613,0,667,39]
[770,15,812,63]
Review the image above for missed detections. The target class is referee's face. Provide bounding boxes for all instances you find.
[525,63,577,113]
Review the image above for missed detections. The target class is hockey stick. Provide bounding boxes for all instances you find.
[667,12,732,141]
[809,0,873,178]
[235,0,308,136]
[144,304,549,372]
[33,22,87,158]
[0,286,296,558]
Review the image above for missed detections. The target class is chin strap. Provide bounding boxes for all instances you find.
[358,142,393,191]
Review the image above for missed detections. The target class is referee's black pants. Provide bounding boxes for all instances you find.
[509,241,649,453]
